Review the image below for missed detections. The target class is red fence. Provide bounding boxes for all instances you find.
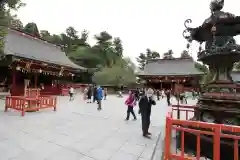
[165,105,240,160]
[26,88,40,97]
[5,96,57,116]
[61,88,69,96]
[171,105,196,120]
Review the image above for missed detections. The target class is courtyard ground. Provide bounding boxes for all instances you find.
[0,95,196,160]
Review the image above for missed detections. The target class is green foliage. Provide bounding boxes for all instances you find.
[233,62,240,71]
[136,48,160,70]
[194,62,213,84]
[180,50,192,59]
[163,49,174,59]
[92,58,136,86]
[23,22,40,37]
[0,0,25,56]
[1,3,132,84]
[194,62,208,73]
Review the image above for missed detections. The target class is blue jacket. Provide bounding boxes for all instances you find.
[97,87,103,100]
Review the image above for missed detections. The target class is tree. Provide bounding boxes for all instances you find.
[68,46,103,68]
[180,50,192,59]
[77,29,89,46]
[136,53,147,70]
[163,49,174,59]
[136,49,160,70]
[194,62,213,84]
[10,18,23,30]
[233,62,240,71]
[0,0,25,55]
[50,34,62,46]
[66,26,78,39]
[94,31,115,67]
[113,37,123,57]
[92,57,136,86]
[23,22,40,37]
[40,30,52,41]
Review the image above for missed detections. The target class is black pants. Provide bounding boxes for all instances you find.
[141,112,150,135]
[167,97,170,106]
[126,106,136,120]
[97,100,102,110]
[93,96,97,102]
[69,93,73,101]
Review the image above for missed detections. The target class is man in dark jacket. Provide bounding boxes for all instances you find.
[138,89,156,138]
[166,89,171,106]
[93,86,97,103]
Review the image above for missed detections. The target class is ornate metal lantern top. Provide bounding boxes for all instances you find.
[183,0,240,63]
[183,0,240,42]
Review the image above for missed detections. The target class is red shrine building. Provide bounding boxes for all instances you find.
[0,29,86,95]
[137,58,204,92]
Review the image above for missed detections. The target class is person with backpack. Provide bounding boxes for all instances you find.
[96,85,103,110]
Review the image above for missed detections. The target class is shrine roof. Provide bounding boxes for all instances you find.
[4,29,86,70]
[138,58,204,77]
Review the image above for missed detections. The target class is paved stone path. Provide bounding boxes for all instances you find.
[0,95,196,160]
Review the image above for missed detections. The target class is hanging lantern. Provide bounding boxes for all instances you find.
[39,69,42,73]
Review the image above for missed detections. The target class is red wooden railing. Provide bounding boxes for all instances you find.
[61,88,69,96]
[5,96,57,116]
[165,105,240,160]
[26,88,40,97]
[171,105,196,120]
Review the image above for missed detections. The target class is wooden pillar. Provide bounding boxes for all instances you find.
[12,69,16,87]
[11,69,16,95]
[34,74,38,88]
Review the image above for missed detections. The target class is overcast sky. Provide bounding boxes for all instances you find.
[17,0,240,62]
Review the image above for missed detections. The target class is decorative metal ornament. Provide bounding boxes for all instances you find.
[182,19,193,42]
[180,0,240,159]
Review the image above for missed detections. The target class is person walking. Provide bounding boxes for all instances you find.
[104,88,107,100]
[166,89,171,106]
[83,87,88,101]
[96,85,103,110]
[125,91,137,121]
[156,89,160,100]
[93,86,98,103]
[135,88,140,101]
[138,88,156,138]
[87,85,92,103]
[69,87,74,101]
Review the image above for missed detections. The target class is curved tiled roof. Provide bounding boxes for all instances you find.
[138,58,203,76]
[4,29,85,70]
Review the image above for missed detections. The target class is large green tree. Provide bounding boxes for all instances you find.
[136,48,160,70]
[163,49,174,59]
[92,57,136,86]
[23,22,41,37]
[180,50,192,59]
[0,0,25,55]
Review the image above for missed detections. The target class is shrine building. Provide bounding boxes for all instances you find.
[137,58,204,92]
[0,29,86,95]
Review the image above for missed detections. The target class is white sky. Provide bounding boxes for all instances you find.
[17,0,240,62]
